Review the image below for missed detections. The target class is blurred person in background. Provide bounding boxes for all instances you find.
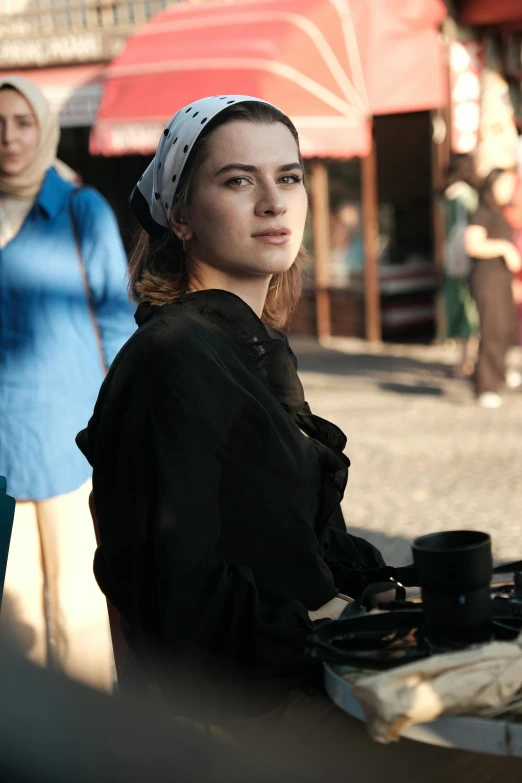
[76,96,522,780]
[0,75,136,691]
[465,168,521,408]
[328,202,363,286]
[443,154,480,379]
[503,168,522,383]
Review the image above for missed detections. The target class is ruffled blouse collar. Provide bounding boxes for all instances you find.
[136,289,306,417]
[136,290,349,501]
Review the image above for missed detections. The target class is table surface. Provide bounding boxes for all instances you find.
[324,663,522,758]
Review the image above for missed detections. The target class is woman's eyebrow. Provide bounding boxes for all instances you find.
[279,162,303,172]
[214,162,303,176]
[215,163,257,176]
[0,113,33,121]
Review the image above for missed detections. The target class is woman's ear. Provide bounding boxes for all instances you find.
[169,210,193,242]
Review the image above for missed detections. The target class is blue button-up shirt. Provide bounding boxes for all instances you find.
[0,168,136,500]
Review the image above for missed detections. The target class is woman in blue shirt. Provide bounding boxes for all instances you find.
[0,76,135,690]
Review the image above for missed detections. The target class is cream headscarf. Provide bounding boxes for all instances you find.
[0,75,60,198]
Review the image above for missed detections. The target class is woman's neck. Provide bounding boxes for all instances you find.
[188,266,271,319]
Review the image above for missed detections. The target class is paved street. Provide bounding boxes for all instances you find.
[293,336,522,567]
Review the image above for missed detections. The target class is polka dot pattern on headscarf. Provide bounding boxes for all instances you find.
[131,95,274,235]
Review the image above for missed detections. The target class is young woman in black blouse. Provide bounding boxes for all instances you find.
[78,95,389,696]
[77,97,522,780]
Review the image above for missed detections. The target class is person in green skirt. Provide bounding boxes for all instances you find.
[443,155,480,378]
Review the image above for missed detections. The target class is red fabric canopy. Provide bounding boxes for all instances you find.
[351,0,447,116]
[458,0,522,26]
[91,0,447,157]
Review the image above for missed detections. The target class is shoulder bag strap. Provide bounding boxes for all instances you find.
[69,188,108,375]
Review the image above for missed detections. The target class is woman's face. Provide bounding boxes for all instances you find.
[0,89,39,177]
[492,171,517,207]
[180,120,308,279]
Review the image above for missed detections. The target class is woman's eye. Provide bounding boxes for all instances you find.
[225,174,302,187]
[226,177,250,187]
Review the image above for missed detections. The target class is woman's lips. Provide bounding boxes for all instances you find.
[253,235,290,245]
[252,229,291,245]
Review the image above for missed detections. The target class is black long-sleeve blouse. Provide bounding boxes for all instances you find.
[77,290,388,712]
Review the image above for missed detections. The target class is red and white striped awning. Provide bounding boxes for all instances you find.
[91,0,447,157]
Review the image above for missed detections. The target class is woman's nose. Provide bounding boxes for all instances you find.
[255,182,286,216]
[1,121,15,146]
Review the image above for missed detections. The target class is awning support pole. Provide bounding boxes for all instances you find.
[431,107,450,343]
[432,25,452,342]
[311,160,331,340]
[361,133,381,342]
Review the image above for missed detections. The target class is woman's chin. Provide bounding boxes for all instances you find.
[249,247,298,275]
[198,245,299,278]
[0,163,25,177]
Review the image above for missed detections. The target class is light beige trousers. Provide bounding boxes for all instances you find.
[0,479,114,692]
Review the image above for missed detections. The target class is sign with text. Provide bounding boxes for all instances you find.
[450,40,483,155]
[0,31,126,68]
[476,68,518,178]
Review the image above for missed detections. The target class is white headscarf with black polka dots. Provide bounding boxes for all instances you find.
[131,95,273,236]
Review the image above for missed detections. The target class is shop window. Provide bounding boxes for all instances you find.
[326,160,362,290]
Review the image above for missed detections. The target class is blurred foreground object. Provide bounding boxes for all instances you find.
[0,649,318,783]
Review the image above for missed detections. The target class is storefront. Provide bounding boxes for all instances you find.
[454,0,522,148]
[293,110,440,340]
[89,0,447,340]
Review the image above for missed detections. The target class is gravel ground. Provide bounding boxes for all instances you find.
[293,336,522,567]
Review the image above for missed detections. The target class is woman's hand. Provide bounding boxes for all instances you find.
[371,586,421,607]
[503,242,522,274]
[308,595,353,621]
[371,589,396,606]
